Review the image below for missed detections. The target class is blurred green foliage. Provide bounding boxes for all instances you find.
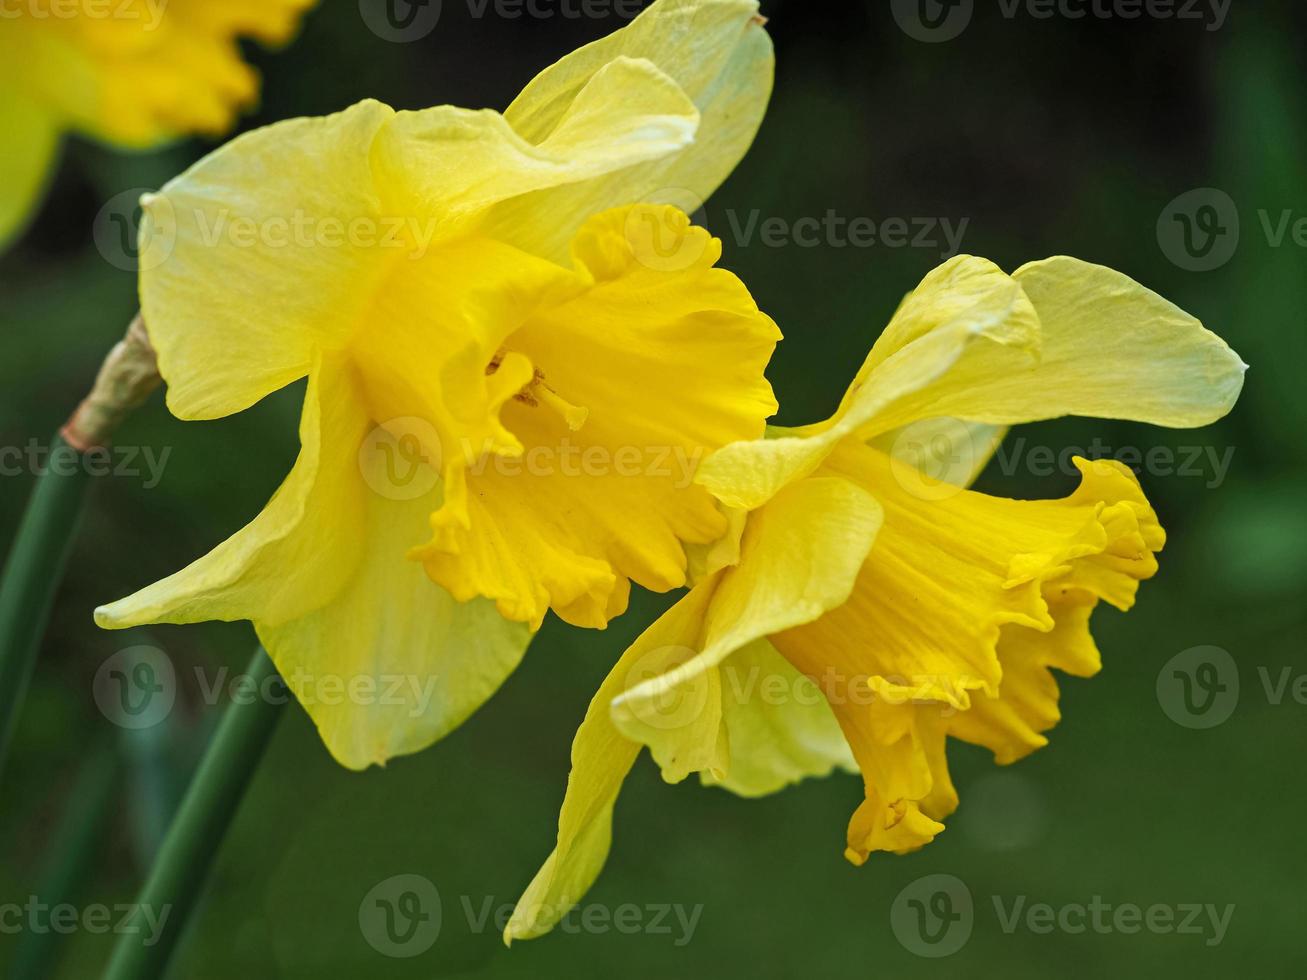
[2,1,1304,977]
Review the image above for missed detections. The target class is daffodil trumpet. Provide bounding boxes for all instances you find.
[506,253,1247,943]
[95,0,778,772]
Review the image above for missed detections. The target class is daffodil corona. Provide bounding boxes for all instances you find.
[96,0,778,771]
[506,254,1247,942]
[0,0,318,245]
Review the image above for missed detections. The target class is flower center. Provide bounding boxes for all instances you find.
[487,351,589,431]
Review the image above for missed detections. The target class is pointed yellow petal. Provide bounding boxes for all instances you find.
[863,257,1248,432]
[505,584,716,945]
[97,356,532,770]
[699,256,1039,509]
[508,475,880,943]
[498,0,773,261]
[95,356,368,630]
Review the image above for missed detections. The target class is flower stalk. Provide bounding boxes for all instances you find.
[0,314,160,778]
[104,647,286,980]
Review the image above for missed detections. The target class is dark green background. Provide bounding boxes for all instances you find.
[2,0,1304,976]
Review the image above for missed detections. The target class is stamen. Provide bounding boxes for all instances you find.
[487,351,589,431]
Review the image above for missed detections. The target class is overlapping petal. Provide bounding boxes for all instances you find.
[496,0,773,262]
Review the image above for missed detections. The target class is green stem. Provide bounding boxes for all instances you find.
[0,314,160,780]
[0,436,93,777]
[103,647,286,980]
[9,743,123,979]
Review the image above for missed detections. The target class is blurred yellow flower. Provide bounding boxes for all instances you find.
[96,0,778,771]
[506,254,1248,942]
[0,0,317,245]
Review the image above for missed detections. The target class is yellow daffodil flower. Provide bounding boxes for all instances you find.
[0,0,317,246]
[96,0,778,771]
[506,254,1247,942]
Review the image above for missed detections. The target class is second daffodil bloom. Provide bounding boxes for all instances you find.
[506,254,1247,942]
[96,0,778,770]
[0,0,319,245]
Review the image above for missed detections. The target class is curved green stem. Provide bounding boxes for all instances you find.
[103,647,286,980]
[0,436,93,777]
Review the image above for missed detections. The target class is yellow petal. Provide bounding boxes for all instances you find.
[505,584,717,945]
[701,638,856,798]
[867,418,1008,491]
[139,100,397,420]
[375,57,699,230]
[497,0,773,261]
[0,92,59,248]
[95,356,367,629]
[415,206,781,630]
[699,256,1040,510]
[610,475,879,786]
[508,475,880,943]
[97,355,532,770]
[876,256,1248,431]
[142,70,701,422]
